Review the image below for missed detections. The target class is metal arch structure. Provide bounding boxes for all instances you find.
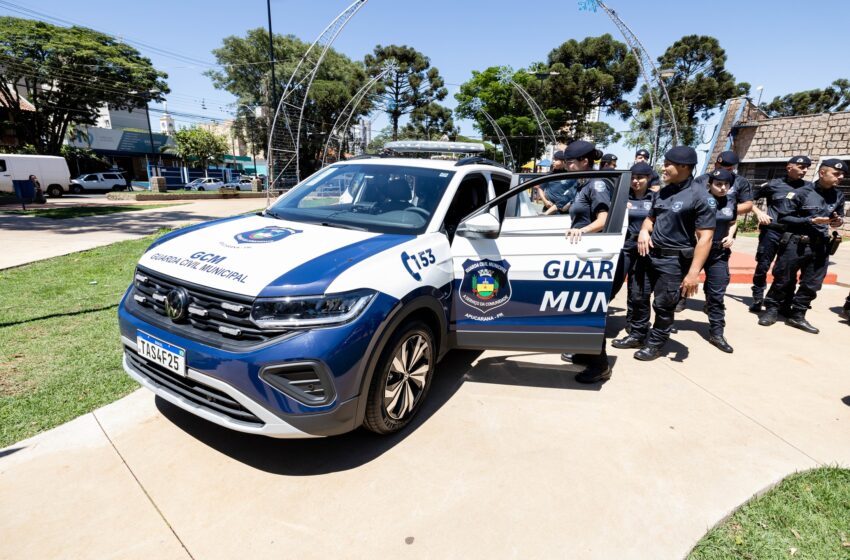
[506,77,558,148]
[267,0,368,191]
[321,61,396,167]
[478,108,514,168]
[580,0,680,154]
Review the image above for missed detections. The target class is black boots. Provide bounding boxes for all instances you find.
[786,313,819,334]
[758,307,779,326]
[634,346,663,361]
[612,335,644,349]
[708,335,734,353]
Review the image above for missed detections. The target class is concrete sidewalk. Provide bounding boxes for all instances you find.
[0,198,265,270]
[2,283,848,560]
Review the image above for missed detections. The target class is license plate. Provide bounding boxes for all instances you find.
[136,331,186,376]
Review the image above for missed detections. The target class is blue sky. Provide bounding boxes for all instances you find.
[3,0,847,165]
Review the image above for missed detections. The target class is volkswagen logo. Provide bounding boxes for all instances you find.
[165,288,190,322]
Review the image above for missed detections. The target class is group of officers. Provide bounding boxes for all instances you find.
[537,140,848,384]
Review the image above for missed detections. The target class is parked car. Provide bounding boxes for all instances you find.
[70,171,129,193]
[0,154,72,197]
[185,177,224,191]
[120,145,632,439]
[223,177,257,190]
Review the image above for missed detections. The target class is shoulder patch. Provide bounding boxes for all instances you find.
[594,183,606,192]
[707,197,717,208]
[786,192,795,199]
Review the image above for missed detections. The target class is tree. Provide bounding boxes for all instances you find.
[634,35,749,147]
[541,34,639,139]
[206,29,369,176]
[0,17,168,154]
[762,79,850,117]
[172,128,229,176]
[364,45,448,140]
[401,102,457,140]
[455,66,541,169]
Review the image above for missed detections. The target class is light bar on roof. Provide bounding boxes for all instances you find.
[384,140,485,154]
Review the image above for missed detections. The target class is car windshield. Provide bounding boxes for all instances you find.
[267,163,455,234]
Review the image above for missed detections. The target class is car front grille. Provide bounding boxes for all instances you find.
[125,347,263,426]
[130,266,287,348]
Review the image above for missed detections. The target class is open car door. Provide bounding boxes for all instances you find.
[448,170,630,354]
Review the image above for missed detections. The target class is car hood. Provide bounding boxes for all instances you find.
[137,214,413,298]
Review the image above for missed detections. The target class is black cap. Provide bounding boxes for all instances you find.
[601,153,617,163]
[821,158,847,173]
[563,140,602,161]
[664,146,698,166]
[635,148,650,159]
[788,155,812,166]
[630,162,654,176]
[708,168,735,184]
[717,151,739,166]
[553,150,566,161]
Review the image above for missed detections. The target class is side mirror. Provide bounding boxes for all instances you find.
[457,212,501,239]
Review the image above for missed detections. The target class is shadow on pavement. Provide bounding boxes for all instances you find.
[0,447,24,458]
[0,210,224,237]
[154,348,605,475]
[842,396,850,407]
[0,303,118,328]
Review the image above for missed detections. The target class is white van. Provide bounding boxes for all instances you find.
[0,154,72,197]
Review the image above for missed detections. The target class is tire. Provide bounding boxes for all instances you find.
[235,185,241,191]
[71,185,83,194]
[197,187,205,191]
[363,320,436,435]
[47,185,63,198]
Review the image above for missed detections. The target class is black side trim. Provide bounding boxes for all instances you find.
[450,331,604,354]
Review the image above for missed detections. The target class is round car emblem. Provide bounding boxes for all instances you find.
[165,287,189,322]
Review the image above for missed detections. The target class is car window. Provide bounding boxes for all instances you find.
[268,164,455,235]
[0,160,6,172]
[103,173,119,180]
[443,173,488,239]
[83,174,98,181]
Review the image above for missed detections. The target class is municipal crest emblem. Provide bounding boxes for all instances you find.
[721,207,733,216]
[672,201,684,212]
[643,200,652,210]
[459,259,512,314]
[234,226,302,244]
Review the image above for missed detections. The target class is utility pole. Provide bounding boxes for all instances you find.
[267,0,278,109]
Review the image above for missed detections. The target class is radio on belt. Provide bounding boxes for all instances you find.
[117,148,630,438]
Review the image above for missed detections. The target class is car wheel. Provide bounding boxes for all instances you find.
[364,320,435,434]
[235,185,241,191]
[47,185,63,197]
[71,185,83,194]
[197,187,205,191]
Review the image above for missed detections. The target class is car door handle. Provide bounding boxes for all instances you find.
[578,251,616,261]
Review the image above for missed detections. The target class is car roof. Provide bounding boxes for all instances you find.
[330,157,510,175]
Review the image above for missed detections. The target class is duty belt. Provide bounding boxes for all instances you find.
[625,232,640,241]
[650,247,695,258]
[759,222,787,232]
[791,233,826,246]
[711,241,728,251]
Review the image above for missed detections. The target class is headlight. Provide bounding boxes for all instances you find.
[251,290,375,329]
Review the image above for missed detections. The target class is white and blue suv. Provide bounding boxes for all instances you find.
[118,150,629,437]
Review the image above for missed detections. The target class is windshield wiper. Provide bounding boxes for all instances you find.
[264,209,284,220]
[320,221,368,232]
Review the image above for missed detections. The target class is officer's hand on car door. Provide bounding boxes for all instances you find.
[637,230,653,256]
[565,228,585,244]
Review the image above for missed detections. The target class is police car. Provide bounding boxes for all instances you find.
[118,141,630,437]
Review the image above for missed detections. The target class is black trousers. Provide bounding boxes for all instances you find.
[703,247,731,337]
[611,244,637,300]
[630,253,689,347]
[764,237,829,313]
[752,227,783,300]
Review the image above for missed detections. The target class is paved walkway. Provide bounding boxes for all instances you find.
[2,282,848,559]
[0,198,265,269]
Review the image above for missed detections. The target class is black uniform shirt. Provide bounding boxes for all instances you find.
[626,189,654,248]
[752,176,811,221]
[779,181,847,239]
[711,194,737,242]
[693,172,753,204]
[570,179,612,229]
[650,176,717,249]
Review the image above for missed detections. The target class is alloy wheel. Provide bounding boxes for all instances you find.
[383,334,430,420]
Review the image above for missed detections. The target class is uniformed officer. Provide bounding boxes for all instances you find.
[536,150,577,215]
[749,156,813,312]
[676,150,753,313]
[842,292,850,321]
[634,148,661,188]
[759,159,846,333]
[700,168,738,353]
[600,153,618,169]
[623,146,716,360]
[610,162,654,337]
[559,140,613,382]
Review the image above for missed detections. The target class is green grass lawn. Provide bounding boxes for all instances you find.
[0,231,170,448]
[2,203,185,220]
[688,467,850,560]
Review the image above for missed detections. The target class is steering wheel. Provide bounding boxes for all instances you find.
[405,207,431,219]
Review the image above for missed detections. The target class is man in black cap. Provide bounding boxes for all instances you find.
[634,148,661,188]
[600,153,618,170]
[622,146,716,360]
[759,159,846,333]
[535,150,577,215]
[749,155,813,312]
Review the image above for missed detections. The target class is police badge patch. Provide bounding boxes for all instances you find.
[672,201,684,212]
[459,258,512,316]
[234,226,302,244]
[707,197,717,208]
